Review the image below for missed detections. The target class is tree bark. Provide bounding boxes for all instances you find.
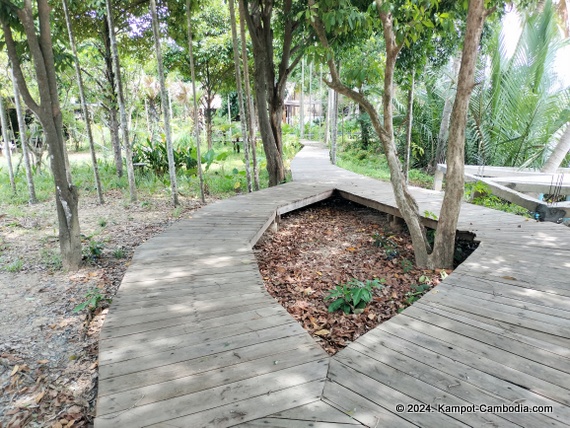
[150,0,179,206]
[62,0,104,205]
[542,124,570,172]
[186,0,205,203]
[241,0,302,186]
[105,0,137,202]
[10,66,36,203]
[2,0,81,270]
[330,85,338,165]
[0,96,16,193]
[101,17,123,178]
[404,71,415,183]
[429,0,489,269]
[433,55,461,170]
[300,58,305,138]
[228,0,252,192]
[238,0,259,190]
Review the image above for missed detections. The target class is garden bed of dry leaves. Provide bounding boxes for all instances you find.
[255,196,450,355]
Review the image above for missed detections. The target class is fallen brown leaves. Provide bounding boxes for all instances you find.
[254,196,446,355]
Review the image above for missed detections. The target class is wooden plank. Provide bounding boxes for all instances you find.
[328,360,468,427]
[356,330,570,426]
[99,322,305,379]
[97,345,326,415]
[95,362,327,427]
[99,334,320,396]
[375,313,570,406]
[323,381,415,428]
[404,305,570,377]
[334,348,516,427]
[99,312,295,365]
[268,400,360,423]
[349,341,565,427]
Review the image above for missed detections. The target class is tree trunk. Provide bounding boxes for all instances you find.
[241,0,300,186]
[542,124,570,172]
[102,17,123,178]
[62,0,104,205]
[238,1,259,188]
[433,55,461,170]
[186,0,205,203]
[2,0,81,270]
[0,96,16,193]
[10,67,36,203]
[404,71,415,183]
[300,58,305,138]
[105,0,137,202]
[205,94,214,151]
[238,0,259,190]
[228,0,252,192]
[150,0,179,206]
[330,88,338,165]
[428,0,489,269]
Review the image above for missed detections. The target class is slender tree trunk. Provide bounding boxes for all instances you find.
[2,0,81,270]
[300,58,305,138]
[186,0,205,202]
[324,87,332,146]
[228,0,252,192]
[0,96,16,193]
[542,124,570,172]
[428,0,489,269]
[105,0,137,202]
[10,67,36,203]
[62,0,104,205]
[206,95,214,151]
[434,55,461,169]
[150,0,179,206]
[102,18,123,178]
[404,71,415,183]
[330,88,338,164]
[308,62,313,138]
[238,0,259,190]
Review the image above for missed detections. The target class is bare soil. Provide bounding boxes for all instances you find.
[0,191,204,427]
[254,196,449,355]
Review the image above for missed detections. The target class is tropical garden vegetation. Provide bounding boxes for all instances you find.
[0,0,568,270]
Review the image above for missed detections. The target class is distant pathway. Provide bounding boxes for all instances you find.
[95,140,570,427]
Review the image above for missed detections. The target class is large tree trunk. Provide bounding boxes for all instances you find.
[228,0,253,192]
[10,67,37,203]
[102,17,123,178]
[241,0,301,186]
[2,0,81,270]
[542,124,570,172]
[150,0,179,206]
[186,0,205,202]
[428,0,489,269]
[105,0,137,202]
[0,96,16,193]
[63,0,104,205]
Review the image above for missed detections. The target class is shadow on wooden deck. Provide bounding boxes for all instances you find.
[95,141,570,428]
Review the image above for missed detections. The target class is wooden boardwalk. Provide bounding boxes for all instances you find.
[95,141,570,427]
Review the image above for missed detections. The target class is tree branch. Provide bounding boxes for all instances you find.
[1,19,40,114]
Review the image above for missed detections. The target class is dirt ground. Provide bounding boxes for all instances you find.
[0,191,204,427]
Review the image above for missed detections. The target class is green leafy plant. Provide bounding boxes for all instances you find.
[401,258,414,273]
[73,289,110,314]
[326,278,385,314]
[112,247,126,259]
[400,275,432,311]
[2,258,24,272]
[82,236,104,262]
[423,210,438,220]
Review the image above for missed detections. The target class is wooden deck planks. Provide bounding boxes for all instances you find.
[95,140,570,427]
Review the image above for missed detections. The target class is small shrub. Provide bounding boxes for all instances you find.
[73,289,110,314]
[112,247,126,259]
[326,278,385,314]
[83,237,104,262]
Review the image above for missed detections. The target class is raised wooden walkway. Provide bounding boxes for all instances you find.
[95,141,570,427]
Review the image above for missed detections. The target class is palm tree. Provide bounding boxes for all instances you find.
[467,1,570,168]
